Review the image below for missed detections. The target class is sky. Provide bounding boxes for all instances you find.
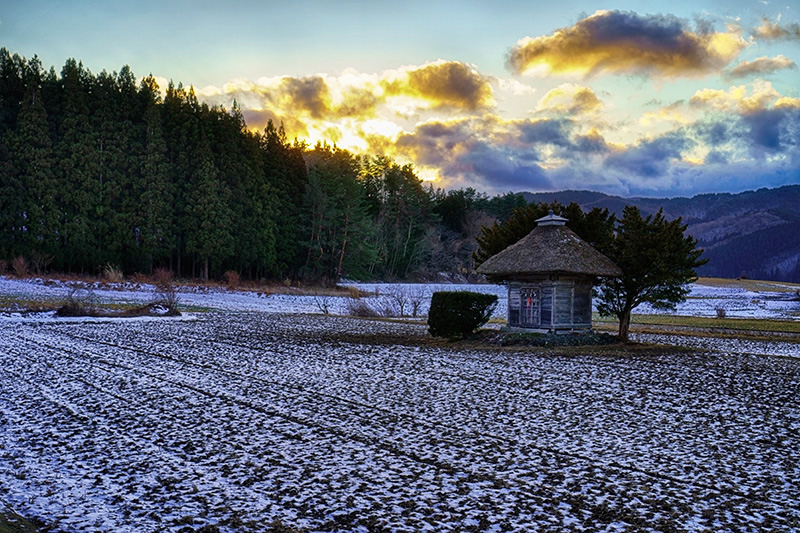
[2,0,800,198]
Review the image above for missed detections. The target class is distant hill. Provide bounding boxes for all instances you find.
[521,185,800,283]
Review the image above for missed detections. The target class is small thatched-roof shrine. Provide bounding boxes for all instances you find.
[477,212,622,333]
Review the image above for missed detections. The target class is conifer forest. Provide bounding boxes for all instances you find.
[0,50,528,284]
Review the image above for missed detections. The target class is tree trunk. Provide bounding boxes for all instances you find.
[203,257,209,281]
[618,310,631,343]
[335,212,349,284]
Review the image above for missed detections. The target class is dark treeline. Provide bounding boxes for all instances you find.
[0,50,526,284]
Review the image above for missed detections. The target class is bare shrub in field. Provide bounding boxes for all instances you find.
[313,294,331,315]
[56,288,97,317]
[132,272,150,284]
[223,270,240,290]
[386,287,409,317]
[102,263,124,283]
[407,286,428,318]
[29,251,53,276]
[345,297,381,317]
[153,268,179,314]
[12,256,29,278]
[715,306,727,319]
[385,285,428,317]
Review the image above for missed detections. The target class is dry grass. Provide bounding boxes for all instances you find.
[697,277,800,293]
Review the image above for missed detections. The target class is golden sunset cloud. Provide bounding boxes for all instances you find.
[690,80,784,113]
[775,97,800,110]
[640,101,693,126]
[382,61,494,110]
[274,76,332,119]
[536,84,602,115]
[507,10,746,78]
[724,55,797,80]
[754,18,800,40]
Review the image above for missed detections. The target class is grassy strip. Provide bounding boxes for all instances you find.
[0,297,185,318]
[696,276,800,292]
[593,313,800,335]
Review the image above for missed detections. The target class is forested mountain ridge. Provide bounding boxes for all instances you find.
[523,186,800,283]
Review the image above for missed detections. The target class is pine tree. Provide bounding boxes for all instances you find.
[56,58,102,271]
[135,76,174,272]
[163,81,199,277]
[183,144,233,280]
[261,120,307,278]
[596,206,707,342]
[9,80,59,264]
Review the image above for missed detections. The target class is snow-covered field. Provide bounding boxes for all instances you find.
[1,277,799,532]
[2,277,798,321]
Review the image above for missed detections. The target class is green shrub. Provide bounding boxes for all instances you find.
[428,291,498,339]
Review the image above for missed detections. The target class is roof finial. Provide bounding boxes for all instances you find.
[536,210,568,226]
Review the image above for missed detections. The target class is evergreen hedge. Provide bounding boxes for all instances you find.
[428,291,498,339]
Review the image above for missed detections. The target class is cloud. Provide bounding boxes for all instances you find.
[693,118,738,147]
[690,80,784,114]
[391,115,622,193]
[274,76,331,119]
[197,61,493,142]
[507,10,747,78]
[536,84,602,115]
[393,118,553,190]
[724,55,797,80]
[517,119,571,147]
[640,100,693,127]
[604,134,694,178]
[689,83,800,158]
[383,60,494,110]
[190,56,798,199]
[496,78,537,97]
[741,107,800,152]
[572,128,612,154]
[753,18,800,40]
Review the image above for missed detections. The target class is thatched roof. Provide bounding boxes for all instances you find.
[477,219,622,279]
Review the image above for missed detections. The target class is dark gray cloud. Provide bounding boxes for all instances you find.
[693,105,800,157]
[395,120,553,190]
[517,119,571,146]
[742,107,799,152]
[388,100,799,198]
[705,151,729,165]
[605,134,693,177]
[694,119,738,146]
[573,131,611,154]
[464,142,553,190]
